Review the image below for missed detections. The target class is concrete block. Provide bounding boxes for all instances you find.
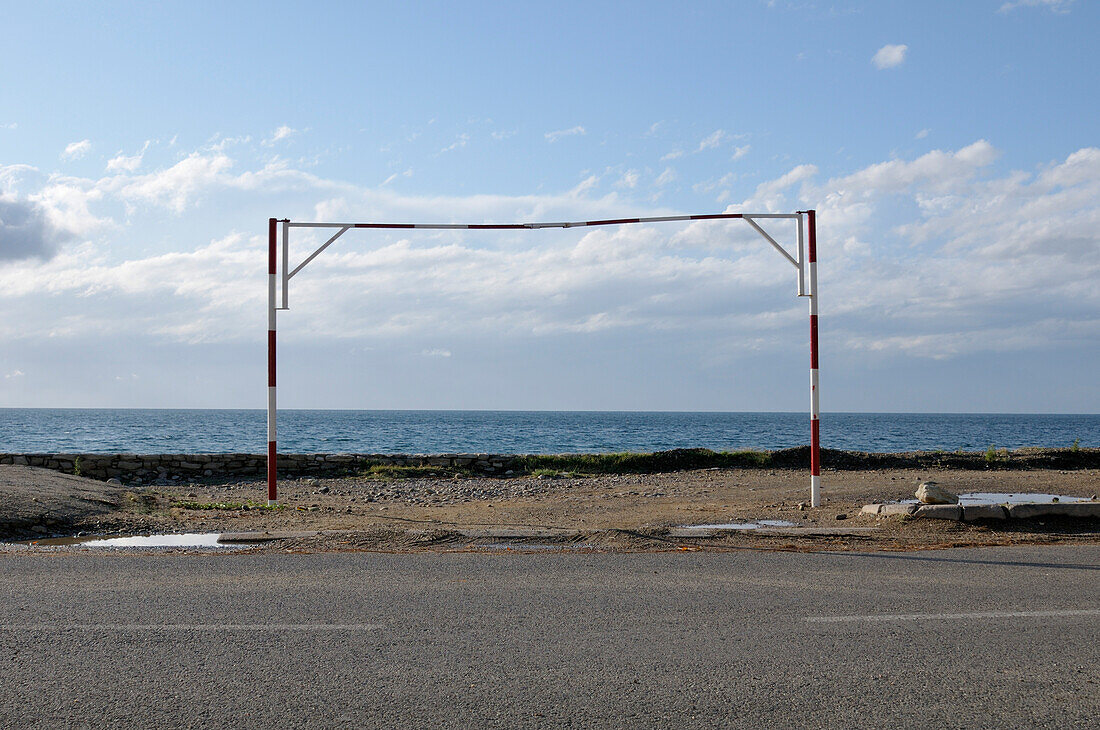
[1007,503,1100,520]
[962,504,1008,521]
[912,504,963,520]
[861,503,917,517]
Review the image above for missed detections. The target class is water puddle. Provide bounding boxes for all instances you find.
[26,533,232,548]
[903,493,1094,506]
[680,519,800,530]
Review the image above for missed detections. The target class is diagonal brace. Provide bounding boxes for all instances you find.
[289,226,350,280]
[744,217,799,268]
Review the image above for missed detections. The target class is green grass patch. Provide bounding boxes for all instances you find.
[357,464,473,479]
[173,500,285,511]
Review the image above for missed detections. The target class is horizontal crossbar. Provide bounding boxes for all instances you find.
[286,212,799,230]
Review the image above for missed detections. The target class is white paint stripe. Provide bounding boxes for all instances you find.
[0,623,384,631]
[804,609,1100,624]
[267,273,276,329]
[267,387,276,440]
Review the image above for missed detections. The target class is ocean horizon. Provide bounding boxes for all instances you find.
[0,408,1096,455]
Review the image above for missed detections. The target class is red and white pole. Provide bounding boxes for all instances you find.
[806,210,821,507]
[267,217,278,504]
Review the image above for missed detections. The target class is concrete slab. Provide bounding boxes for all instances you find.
[962,504,1008,521]
[1007,503,1100,520]
[912,504,963,520]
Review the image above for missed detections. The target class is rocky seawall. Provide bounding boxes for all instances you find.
[0,447,1097,485]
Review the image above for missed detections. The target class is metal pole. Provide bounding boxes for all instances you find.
[267,218,278,505]
[806,210,821,507]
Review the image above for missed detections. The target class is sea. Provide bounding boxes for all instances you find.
[0,409,1096,455]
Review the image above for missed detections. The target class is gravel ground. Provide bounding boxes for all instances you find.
[6,464,1097,553]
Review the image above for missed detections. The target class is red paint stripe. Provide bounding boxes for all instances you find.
[585,218,641,226]
[268,218,277,275]
[809,315,819,369]
[806,209,817,263]
[690,213,742,220]
[267,441,277,501]
[267,330,276,386]
[810,419,821,475]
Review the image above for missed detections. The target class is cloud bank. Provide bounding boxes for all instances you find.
[0,139,1097,371]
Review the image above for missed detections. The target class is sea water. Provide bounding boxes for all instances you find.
[0,409,1096,454]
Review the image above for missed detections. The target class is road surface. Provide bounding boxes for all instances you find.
[1,545,1097,728]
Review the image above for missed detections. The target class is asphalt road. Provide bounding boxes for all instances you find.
[1,545,1097,729]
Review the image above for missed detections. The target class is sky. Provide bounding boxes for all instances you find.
[0,0,1097,413]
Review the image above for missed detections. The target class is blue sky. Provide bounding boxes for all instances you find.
[1,0,1097,413]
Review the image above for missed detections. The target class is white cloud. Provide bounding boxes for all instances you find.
[422,349,451,358]
[660,150,684,161]
[439,134,469,154]
[264,126,296,145]
[615,170,640,189]
[490,129,517,140]
[915,128,930,140]
[731,145,751,161]
[998,0,1073,12]
[697,130,725,151]
[61,139,91,160]
[381,168,414,186]
[545,126,586,143]
[106,141,150,173]
[110,152,236,212]
[1,123,16,130]
[4,370,24,379]
[872,44,908,69]
[655,167,677,187]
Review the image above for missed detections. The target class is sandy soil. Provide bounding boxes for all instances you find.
[14,464,1095,553]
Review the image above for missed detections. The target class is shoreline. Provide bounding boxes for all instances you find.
[1,447,1098,485]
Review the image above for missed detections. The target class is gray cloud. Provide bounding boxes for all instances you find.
[0,198,68,261]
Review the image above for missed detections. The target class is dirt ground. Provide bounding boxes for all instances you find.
[8,464,1097,553]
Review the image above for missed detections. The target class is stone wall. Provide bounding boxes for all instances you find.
[2,447,1097,484]
[0,453,521,483]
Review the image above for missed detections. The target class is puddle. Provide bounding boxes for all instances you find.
[902,493,1094,506]
[26,533,231,548]
[680,520,800,530]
